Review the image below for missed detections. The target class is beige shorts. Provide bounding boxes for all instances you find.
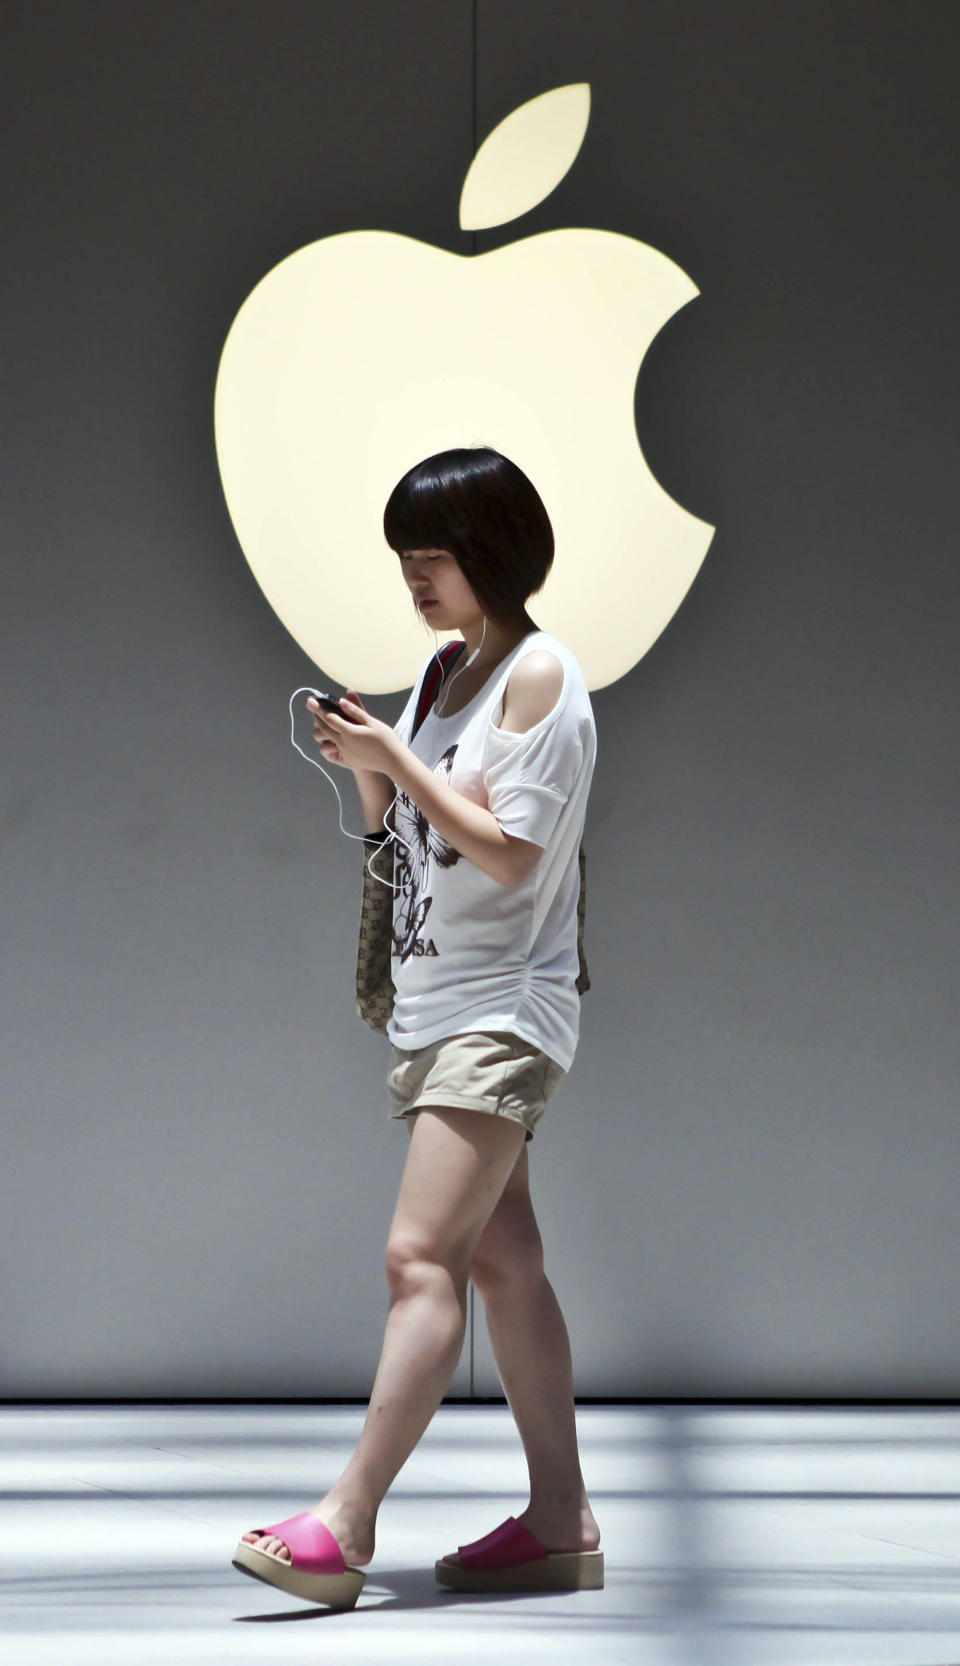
[386,1029,567,1143]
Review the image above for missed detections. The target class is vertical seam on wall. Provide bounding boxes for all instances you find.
[468,0,478,1399]
[472,0,477,261]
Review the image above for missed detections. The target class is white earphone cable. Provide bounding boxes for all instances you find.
[288,617,486,893]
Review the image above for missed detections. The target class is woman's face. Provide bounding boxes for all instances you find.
[398,547,483,631]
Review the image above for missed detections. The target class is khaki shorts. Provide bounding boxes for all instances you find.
[386,1030,567,1143]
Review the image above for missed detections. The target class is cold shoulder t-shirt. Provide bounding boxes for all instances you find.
[385,629,596,1072]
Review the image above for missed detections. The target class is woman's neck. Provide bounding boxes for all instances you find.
[459,611,536,670]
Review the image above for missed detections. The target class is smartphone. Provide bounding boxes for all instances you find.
[308,690,363,724]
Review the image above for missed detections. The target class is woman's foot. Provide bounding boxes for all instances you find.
[515,1494,601,1554]
[241,1497,375,1569]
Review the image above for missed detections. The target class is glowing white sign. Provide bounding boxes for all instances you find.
[214,83,714,693]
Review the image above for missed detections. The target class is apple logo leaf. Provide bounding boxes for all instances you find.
[460,83,591,232]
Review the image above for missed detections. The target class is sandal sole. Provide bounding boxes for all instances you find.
[232,1539,365,1608]
[435,1548,604,1592]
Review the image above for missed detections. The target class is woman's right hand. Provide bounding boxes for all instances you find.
[307,688,366,772]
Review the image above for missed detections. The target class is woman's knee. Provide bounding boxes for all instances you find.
[385,1229,471,1298]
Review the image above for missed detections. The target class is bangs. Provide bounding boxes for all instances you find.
[383,450,498,556]
[382,467,459,556]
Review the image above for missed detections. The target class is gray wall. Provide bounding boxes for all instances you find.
[2,0,958,1399]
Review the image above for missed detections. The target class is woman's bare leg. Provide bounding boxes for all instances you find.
[242,1105,526,1566]
[469,1142,601,1551]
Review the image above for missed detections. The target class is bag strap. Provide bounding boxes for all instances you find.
[411,640,468,738]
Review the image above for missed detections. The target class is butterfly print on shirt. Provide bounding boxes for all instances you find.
[392,745,461,963]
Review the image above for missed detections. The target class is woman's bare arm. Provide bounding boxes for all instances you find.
[387,751,540,888]
[354,769,397,837]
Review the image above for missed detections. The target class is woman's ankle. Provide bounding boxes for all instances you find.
[310,1490,378,1562]
[527,1478,589,1516]
[518,1493,600,1551]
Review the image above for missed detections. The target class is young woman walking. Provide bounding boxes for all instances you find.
[233,446,602,1607]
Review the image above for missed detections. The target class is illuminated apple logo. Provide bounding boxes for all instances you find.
[213,83,714,694]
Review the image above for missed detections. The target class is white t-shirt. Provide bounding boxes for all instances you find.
[385,629,596,1072]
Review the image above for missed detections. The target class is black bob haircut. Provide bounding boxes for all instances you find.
[382,445,554,628]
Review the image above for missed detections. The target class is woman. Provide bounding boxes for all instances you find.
[234,446,602,1607]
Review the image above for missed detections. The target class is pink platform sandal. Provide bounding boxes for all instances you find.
[435,1515,604,1592]
[232,1511,366,1608]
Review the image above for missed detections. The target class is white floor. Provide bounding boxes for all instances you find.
[2,1403,960,1666]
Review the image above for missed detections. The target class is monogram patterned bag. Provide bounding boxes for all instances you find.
[355,642,590,1034]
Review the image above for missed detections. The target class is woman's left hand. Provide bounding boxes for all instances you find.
[306,691,401,776]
